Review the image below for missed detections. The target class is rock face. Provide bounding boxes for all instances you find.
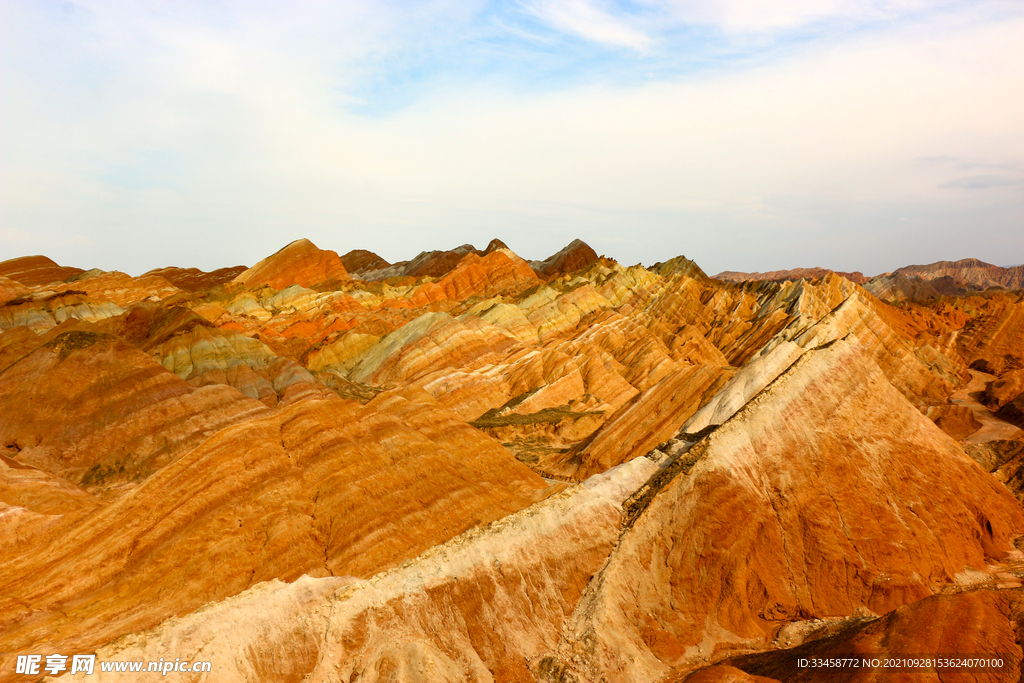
[544,337,1022,682]
[862,272,961,301]
[0,255,84,286]
[689,587,1024,682]
[339,249,391,275]
[715,259,1024,303]
[143,265,247,291]
[891,258,1024,290]
[530,239,600,280]
[714,267,868,285]
[865,259,1024,302]
[3,240,1024,683]
[233,238,349,289]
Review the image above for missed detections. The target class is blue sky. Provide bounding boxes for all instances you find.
[1,0,1022,276]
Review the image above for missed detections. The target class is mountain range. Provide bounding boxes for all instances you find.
[1,238,1023,682]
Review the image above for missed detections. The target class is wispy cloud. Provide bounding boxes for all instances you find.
[1,0,1022,275]
[521,0,653,51]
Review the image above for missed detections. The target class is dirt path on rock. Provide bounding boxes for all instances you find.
[953,370,1024,444]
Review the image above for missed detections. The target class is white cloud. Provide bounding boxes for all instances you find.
[522,0,653,50]
[1,1,1021,274]
[648,0,903,32]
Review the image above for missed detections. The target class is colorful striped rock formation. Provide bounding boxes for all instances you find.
[0,240,1022,682]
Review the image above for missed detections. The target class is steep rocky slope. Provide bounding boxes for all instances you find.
[1,242,1023,683]
[683,587,1024,682]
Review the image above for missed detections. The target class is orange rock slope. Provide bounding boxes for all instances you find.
[0,239,1022,683]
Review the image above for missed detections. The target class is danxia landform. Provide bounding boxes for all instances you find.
[1,240,1023,682]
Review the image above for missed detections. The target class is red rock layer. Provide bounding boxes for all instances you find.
[407,249,540,306]
[0,255,83,286]
[684,587,1024,682]
[530,239,600,280]
[2,240,1023,683]
[714,267,868,285]
[0,276,30,302]
[863,273,971,301]
[25,458,655,683]
[953,292,1024,375]
[549,338,1023,681]
[339,249,391,275]
[540,363,732,480]
[143,265,247,291]
[0,327,269,495]
[892,258,1024,290]
[0,382,549,664]
[232,238,349,289]
[51,271,181,307]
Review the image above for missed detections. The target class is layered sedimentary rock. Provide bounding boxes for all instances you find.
[715,258,1024,304]
[339,249,391,276]
[543,337,1023,682]
[3,239,1024,683]
[143,265,247,291]
[953,292,1024,375]
[684,587,1024,682]
[540,363,732,479]
[0,327,266,496]
[52,270,181,307]
[983,369,1024,410]
[233,238,349,289]
[530,239,600,280]
[38,457,658,683]
[0,291,124,333]
[0,384,550,667]
[355,239,521,283]
[0,255,83,286]
[864,259,1024,303]
[863,273,967,301]
[891,258,1024,291]
[714,267,868,285]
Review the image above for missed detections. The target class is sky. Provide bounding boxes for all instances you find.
[1,0,1022,276]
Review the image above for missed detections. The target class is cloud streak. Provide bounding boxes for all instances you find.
[1,0,1022,275]
[522,0,653,51]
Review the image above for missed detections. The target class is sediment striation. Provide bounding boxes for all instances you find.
[0,240,1022,682]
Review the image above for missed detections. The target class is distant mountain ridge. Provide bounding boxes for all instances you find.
[343,238,598,283]
[889,258,1024,290]
[715,266,867,285]
[716,258,1023,302]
